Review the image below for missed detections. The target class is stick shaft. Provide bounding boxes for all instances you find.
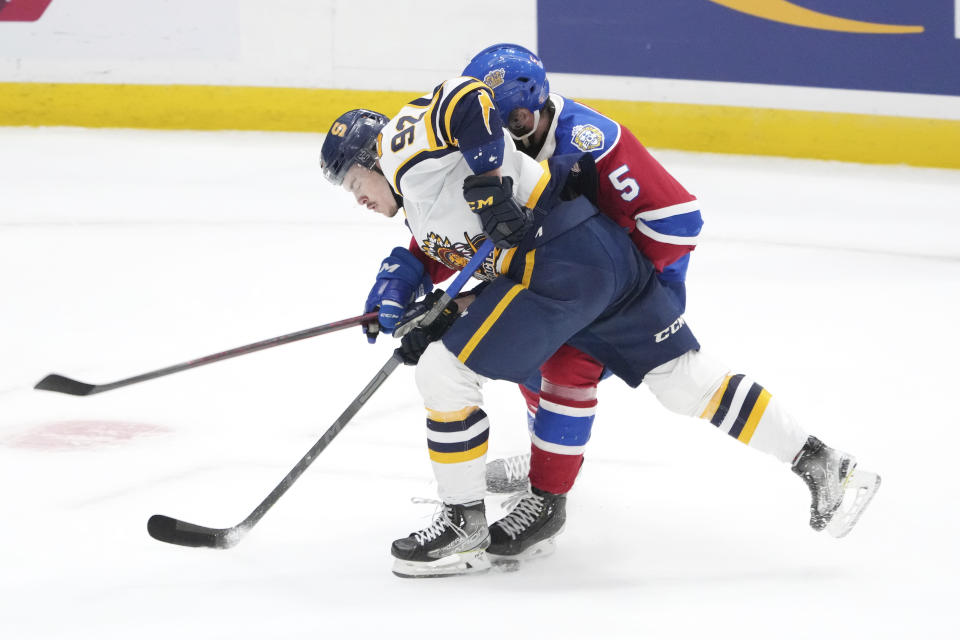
[237,240,495,529]
[422,239,494,325]
[35,311,378,395]
[147,239,496,548]
[238,352,403,531]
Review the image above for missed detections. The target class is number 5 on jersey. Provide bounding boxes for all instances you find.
[609,164,640,201]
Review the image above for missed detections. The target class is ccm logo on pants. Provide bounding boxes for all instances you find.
[655,317,686,343]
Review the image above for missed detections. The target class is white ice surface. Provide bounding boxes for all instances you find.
[1,128,958,639]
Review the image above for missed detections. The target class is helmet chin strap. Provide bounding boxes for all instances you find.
[509,110,540,142]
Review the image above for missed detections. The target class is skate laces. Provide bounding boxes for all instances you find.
[503,453,531,482]
[497,492,544,539]
[409,498,465,544]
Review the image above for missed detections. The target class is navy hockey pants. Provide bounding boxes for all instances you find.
[440,199,699,387]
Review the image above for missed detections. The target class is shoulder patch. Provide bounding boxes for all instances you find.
[571,124,605,152]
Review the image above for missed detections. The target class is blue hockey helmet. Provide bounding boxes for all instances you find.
[462,43,549,116]
[320,109,388,186]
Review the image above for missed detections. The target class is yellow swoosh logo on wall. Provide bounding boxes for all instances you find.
[708,0,923,34]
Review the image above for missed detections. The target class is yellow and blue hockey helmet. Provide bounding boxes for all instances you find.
[320,109,388,185]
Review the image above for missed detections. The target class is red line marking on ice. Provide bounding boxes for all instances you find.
[6,420,172,450]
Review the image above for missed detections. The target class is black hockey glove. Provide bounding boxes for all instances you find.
[463,175,532,249]
[396,290,461,366]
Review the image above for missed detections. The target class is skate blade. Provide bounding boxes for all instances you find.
[826,469,881,538]
[391,549,491,579]
[489,537,558,572]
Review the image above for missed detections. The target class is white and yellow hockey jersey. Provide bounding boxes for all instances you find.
[377,77,552,281]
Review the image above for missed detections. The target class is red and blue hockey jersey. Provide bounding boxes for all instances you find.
[533,94,702,284]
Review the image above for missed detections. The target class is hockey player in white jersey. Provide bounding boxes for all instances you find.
[320,75,881,578]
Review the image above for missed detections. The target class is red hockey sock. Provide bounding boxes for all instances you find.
[529,443,583,495]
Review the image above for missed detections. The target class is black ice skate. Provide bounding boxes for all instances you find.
[487,486,566,568]
[391,501,490,578]
[791,436,881,538]
[485,452,531,494]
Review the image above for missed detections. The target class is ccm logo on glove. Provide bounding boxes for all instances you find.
[463,175,532,249]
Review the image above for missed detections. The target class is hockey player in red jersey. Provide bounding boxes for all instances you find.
[466,45,701,303]
[460,44,705,560]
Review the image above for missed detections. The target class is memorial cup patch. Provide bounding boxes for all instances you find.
[571,124,604,152]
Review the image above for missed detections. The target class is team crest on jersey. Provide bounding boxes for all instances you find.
[482,68,506,89]
[571,124,604,152]
[421,231,498,281]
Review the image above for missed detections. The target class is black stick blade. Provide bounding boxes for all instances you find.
[147,515,243,549]
[34,374,98,396]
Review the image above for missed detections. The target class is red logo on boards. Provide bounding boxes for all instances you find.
[0,0,54,22]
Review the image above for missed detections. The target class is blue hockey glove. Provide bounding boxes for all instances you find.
[396,290,461,366]
[364,247,433,343]
[463,175,532,249]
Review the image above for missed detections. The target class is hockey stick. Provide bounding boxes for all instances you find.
[34,312,379,396]
[147,239,495,549]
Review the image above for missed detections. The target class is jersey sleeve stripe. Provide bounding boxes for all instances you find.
[635,220,700,245]
[421,87,445,150]
[439,79,495,147]
[636,199,702,222]
[595,122,622,163]
[388,89,449,195]
[643,211,703,237]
